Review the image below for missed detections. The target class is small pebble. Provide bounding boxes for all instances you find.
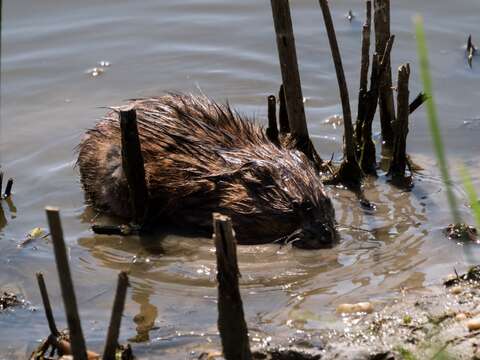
[336,302,374,314]
[450,286,463,295]
[455,313,467,321]
[466,318,480,331]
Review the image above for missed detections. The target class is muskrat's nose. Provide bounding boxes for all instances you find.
[292,221,337,250]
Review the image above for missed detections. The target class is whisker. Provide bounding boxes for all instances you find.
[336,223,372,233]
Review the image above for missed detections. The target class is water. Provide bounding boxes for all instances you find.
[1,0,480,357]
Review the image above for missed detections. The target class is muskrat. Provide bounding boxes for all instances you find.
[77,93,337,249]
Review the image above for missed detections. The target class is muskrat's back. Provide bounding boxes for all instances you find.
[78,93,336,248]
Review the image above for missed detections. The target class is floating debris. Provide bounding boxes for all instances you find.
[0,291,22,311]
[346,9,354,22]
[444,265,480,287]
[86,67,105,78]
[444,223,477,242]
[18,227,49,248]
[323,114,343,129]
[85,60,111,78]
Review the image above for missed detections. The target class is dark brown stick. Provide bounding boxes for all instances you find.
[4,178,13,198]
[360,54,380,175]
[409,92,427,114]
[103,272,129,360]
[46,207,88,360]
[36,272,60,336]
[467,35,476,68]
[120,107,149,225]
[213,213,251,360]
[374,0,395,148]
[389,64,410,182]
[91,224,135,236]
[278,85,290,134]
[379,34,395,69]
[270,0,308,139]
[0,172,3,195]
[266,95,279,144]
[355,0,372,148]
[318,0,357,165]
[359,1,372,94]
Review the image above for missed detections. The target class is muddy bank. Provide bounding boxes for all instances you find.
[193,266,480,360]
[245,266,480,359]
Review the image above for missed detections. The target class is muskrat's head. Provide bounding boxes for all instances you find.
[216,147,337,249]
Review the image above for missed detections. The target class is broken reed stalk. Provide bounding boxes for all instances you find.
[4,178,13,198]
[270,0,308,139]
[360,54,380,175]
[46,207,88,360]
[318,0,355,164]
[374,0,395,148]
[358,35,394,175]
[389,64,411,184]
[270,0,322,166]
[266,95,279,144]
[119,107,149,226]
[467,35,476,68]
[355,0,372,149]
[0,172,3,196]
[103,272,129,360]
[213,213,251,360]
[409,92,427,114]
[278,85,290,134]
[318,0,362,188]
[36,273,60,337]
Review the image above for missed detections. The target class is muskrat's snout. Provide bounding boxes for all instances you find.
[290,221,338,250]
[285,197,337,249]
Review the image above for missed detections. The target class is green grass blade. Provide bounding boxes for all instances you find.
[460,165,480,229]
[414,16,461,224]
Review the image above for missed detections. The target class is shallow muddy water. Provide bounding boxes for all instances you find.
[1,0,480,358]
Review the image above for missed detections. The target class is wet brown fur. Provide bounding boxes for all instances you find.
[77,93,335,245]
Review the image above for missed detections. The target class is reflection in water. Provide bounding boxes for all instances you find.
[130,280,158,342]
[78,232,167,341]
[0,196,17,232]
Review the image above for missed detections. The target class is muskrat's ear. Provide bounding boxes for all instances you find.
[292,199,314,215]
[292,199,301,211]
